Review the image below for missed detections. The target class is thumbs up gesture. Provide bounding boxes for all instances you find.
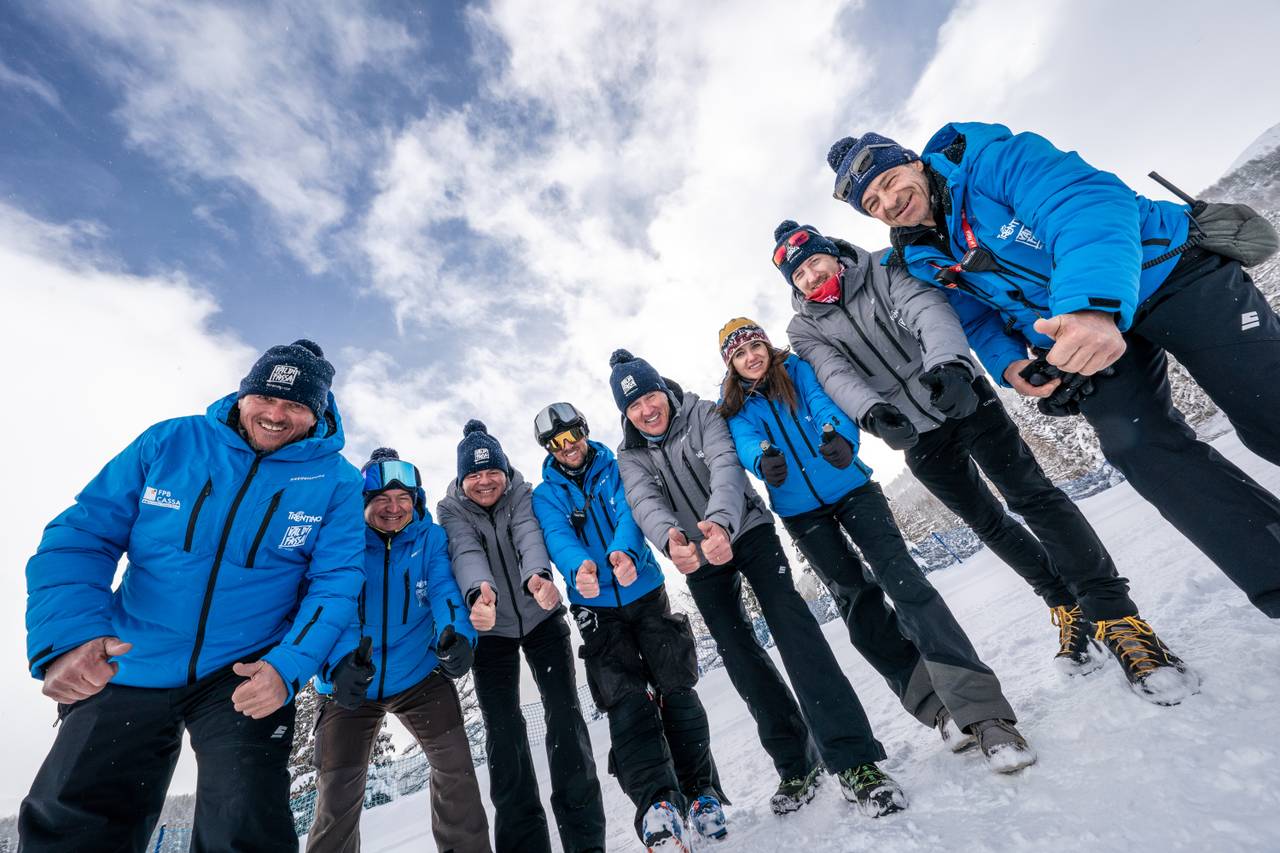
[576,560,600,598]
[609,551,638,586]
[697,520,733,565]
[527,573,562,611]
[470,581,498,631]
[667,528,701,574]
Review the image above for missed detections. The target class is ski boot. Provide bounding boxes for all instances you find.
[836,763,907,818]
[1095,615,1200,706]
[641,800,690,852]
[971,719,1037,773]
[935,706,977,753]
[769,764,822,815]
[1051,604,1105,676]
[688,794,727,842]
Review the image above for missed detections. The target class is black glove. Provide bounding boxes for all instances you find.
[819,425,854,469]
[759,442,788,487]
[435,624,474,679]
[1017,355,1063,388]
[918,362,979,419]
[331,636,375,710]
[1020,355,1115,417]
[861,403,919,450]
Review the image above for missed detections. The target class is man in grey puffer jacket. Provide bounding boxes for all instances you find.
[437,420,605,853]
[611,349,907,820]
[777,220,1191,702]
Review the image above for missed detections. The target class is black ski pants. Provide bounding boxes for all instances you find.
[782,481,1016,731]
[686,522,886,779]
[20,657,297,853]
[1078,248,1280,617]
[572,585,722,839]
[471,614,604,853]
[306,672,490,853]
[906,377,1137,621]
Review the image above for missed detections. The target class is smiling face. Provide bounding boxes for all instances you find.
[237,394,317,452]
[365,488,415,533]
[859,160,934,228]
[790,252,843,296]
[730,340,771,382]
[626,390,671,437]
[462,468,507,508]
[551,436,589,470]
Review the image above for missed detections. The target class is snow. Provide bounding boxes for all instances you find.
[1226,121,1280,176]
[340,430,1280,853]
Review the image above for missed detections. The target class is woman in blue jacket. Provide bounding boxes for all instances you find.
[718,318,1034,773]
[308,448,490,853]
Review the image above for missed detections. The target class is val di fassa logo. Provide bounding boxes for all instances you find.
[620,374,637,395]
[279,510,322,549]
[267,364,300,388]
[474,447,490,464]
[141,486,182,510]
[996,217,1044,250]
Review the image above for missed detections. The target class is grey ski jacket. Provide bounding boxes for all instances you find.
[617,384,772,569]
[436,469,562,640]
[787,244,981,435]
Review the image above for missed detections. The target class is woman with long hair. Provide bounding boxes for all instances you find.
[717,317,1036,774]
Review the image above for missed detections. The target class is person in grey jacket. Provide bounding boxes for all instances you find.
[610,349,907,820]
[437,420,605,853]
[776,220,1193,704]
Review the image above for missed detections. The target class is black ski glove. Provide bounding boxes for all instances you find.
[819,425,854,469]
[1019,355,1115,417]
[331,636,375,710]
[435,625,474,679]
[918,362,979,419]
[759,442,788,487]
[861,403,919,450]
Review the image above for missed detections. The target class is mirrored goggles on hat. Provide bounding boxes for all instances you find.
[832,143,896,201]
[534,402,586,445]
[363,459,422,494]
[544,425,588,452]
[773,229,810,266]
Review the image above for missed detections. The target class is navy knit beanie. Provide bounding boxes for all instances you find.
[456,420,510,482]
[238,338,334,419]
[772,221,840,286]
[828,132,919,215]
[608,349,667,413]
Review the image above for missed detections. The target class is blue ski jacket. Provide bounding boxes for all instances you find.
[725,355,872,518]
[532,441,665,608]
[890,121,1191,384]
[25,391,366,702]
[315,510,475,701]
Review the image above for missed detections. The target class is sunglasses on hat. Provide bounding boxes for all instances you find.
[773,229,810,266]
[832,143,896,202]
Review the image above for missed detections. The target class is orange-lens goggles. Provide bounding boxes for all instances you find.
[545,426,588,451]
[773,230,810,266]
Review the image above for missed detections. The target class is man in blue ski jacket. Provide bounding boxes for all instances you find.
[21,339,366,853]
[306,447,489,853]
[828,123,1280,628]
[530,402,726,848]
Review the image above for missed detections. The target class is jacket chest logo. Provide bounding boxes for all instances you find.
[141,486,182,510]
[995,217,1043,250]
[280,525,312,548]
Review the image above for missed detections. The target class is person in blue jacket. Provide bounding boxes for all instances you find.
[829,125,1280,633]
[306,447,490,853]
[717,319,1034,774]
[21,339,366,853]
[530,403,726,850]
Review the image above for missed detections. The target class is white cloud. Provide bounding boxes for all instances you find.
[0,202,254,809]
[42,0,415,271]
[0,58,63,111]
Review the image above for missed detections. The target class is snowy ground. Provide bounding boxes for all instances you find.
[337,430,1280,853]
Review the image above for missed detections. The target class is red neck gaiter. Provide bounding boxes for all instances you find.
[806,273,842,304]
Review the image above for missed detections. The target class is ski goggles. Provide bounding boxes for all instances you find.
[544,425,588,452]
[534,402,587,446]
[773,229,810,266]
[363,459,422,495]
[832,143,896,201]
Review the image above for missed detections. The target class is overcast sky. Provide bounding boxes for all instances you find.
[2,0,1279,812]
